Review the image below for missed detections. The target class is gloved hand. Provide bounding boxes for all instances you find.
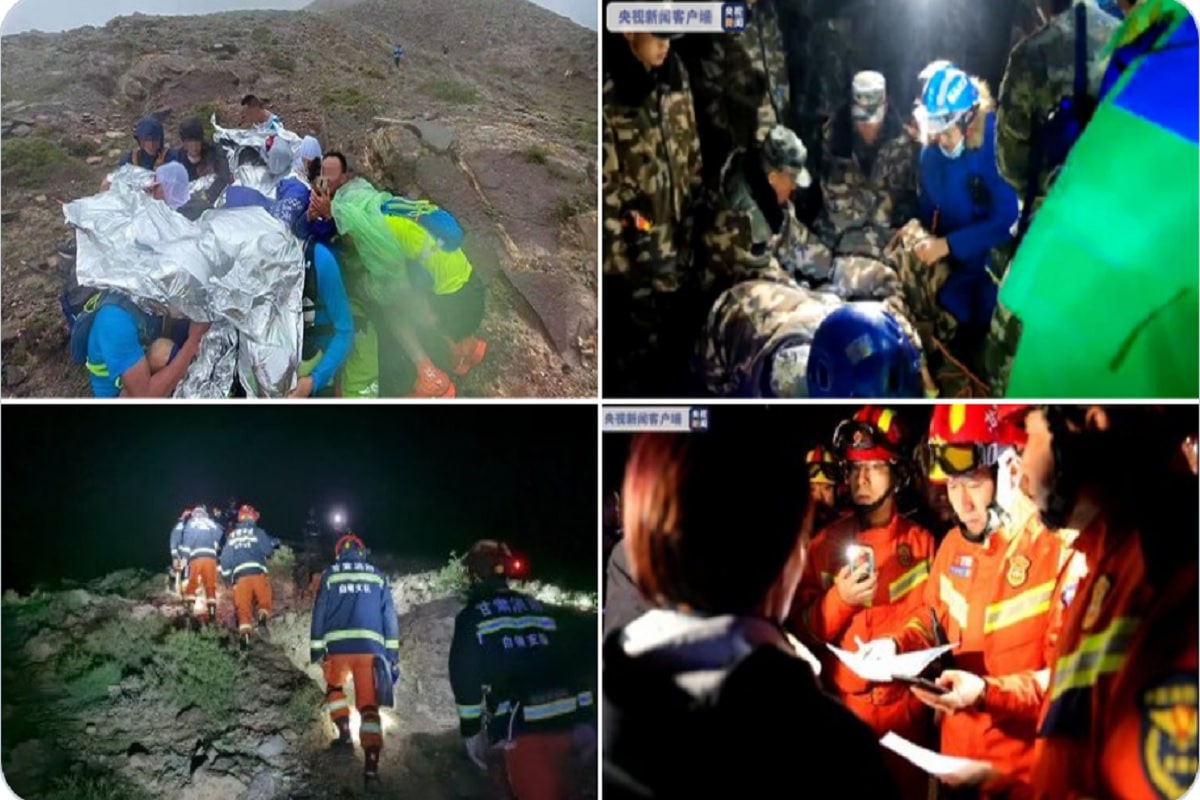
[856,637,898,661]
[464,731,489,772]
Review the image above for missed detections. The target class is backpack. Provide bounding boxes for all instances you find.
[68,292,163,366]
[58,244,100,331]
[380,196,464,251]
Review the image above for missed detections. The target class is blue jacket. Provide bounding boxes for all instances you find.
[180,513,223,564]
[918,112,1019,324]
[310,552,399,664]
[308,244,354,391]
[309,216,338,245]
[449,582,594,741]
[169,519,186,559]
[270,177,314,240]
[218,522,277,584]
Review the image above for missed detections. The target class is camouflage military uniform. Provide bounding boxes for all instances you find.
[742,0,791,141]
[602,44,703,395]
[988,0,1118,396]
[817,114,917,257]
[700,277,934,397]
[995,0,1118,205]
[700,125,831,293]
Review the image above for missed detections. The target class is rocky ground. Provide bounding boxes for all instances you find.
[0,0,597,397]
[1,554,598,799]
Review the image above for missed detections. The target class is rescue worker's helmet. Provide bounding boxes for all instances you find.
[192,506,210,519]
[180,507,192,520]
[334,533,366,560]
[464,540,513,582]
[807,304,923,399]
[833,406,908,464]
[805,445,837,485]
[238,504,260,523]
[926,404,1028,479]
[918,66,979,135]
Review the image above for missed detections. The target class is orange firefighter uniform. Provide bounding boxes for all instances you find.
[218,507,276,640]
[883,404,1081,795]
[791,406,937,799]
[795,512,936,732]
[180,506,223,622]
[1031,517,1199,799]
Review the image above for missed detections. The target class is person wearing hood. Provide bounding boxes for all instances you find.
[298,135,323,182]
[603,415,900,799]
[817,70,919,255]
[146,161,192,212]
[602,19,703,396]
[450,540,595,800]
[176,117,231,205]
[908,66,1019,376]
[100,116,179,191]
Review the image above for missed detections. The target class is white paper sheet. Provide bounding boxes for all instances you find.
[880,731,993,778]
[826,643,956,682]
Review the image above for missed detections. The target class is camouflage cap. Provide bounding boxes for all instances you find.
[762,125,812,188]
[852,71,887,123]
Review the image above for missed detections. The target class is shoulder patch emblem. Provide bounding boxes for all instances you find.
[1006,555,1031,589]
[1082,575,1111,631]
[896,543,913,568]
[1140,672,1199,799]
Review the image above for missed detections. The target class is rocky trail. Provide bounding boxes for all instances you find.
[1,555,598,799]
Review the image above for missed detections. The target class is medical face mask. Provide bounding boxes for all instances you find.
[939,137,965,159]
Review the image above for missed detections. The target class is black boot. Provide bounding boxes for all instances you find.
[257,611,270,638]
[363,747,381,786]
[331,717,353,749]
[207,602,218,625]
[239,633,250,651]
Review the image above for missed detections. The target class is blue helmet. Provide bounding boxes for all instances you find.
[806,304,923,399]
[918,67,978,135]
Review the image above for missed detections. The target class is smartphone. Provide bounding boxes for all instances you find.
[314,176,329,194]
[893,675,948,695]
[846,545,875,582]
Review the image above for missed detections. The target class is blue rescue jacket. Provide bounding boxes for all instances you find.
[169,519,186,560]
[310,552,399,664]
[449,582,595,742]
[918,112,1019,325]
[218,522,277,584]
[179,514,223,564]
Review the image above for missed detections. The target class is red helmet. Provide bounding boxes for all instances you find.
[805,446,837,485]
[237,504,260,523]
[179,507,193,521]
[334,533,366,559]
[464,540,513,580]
[927,404,1028,477]
[833,406,907,463]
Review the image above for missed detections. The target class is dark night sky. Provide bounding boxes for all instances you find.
[2,405,597,593]
[603,404,934,491]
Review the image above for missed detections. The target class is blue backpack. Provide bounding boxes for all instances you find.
[67,292,163,366]
[380,196,463,251]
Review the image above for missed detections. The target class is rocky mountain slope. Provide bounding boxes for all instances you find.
[0,0,597,397]
[1,553,598,799]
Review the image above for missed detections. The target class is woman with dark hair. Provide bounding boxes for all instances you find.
[176,117,231,206]
[603,417,900,799]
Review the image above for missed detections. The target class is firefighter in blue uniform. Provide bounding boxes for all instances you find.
[449,539,595,800]
[168,508,191,598]
[219,505,278,650]
[309,533,399,786]
[180,506,224,625]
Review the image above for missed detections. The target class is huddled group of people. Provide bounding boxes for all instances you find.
[603,404,1198,798]
[603,0,1196,398]
[168,507,594,795]
[66,93,489,398]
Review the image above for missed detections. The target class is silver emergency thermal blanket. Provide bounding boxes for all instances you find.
[63,163,304,397]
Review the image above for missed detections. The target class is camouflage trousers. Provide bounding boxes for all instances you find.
[889,220,959,352]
